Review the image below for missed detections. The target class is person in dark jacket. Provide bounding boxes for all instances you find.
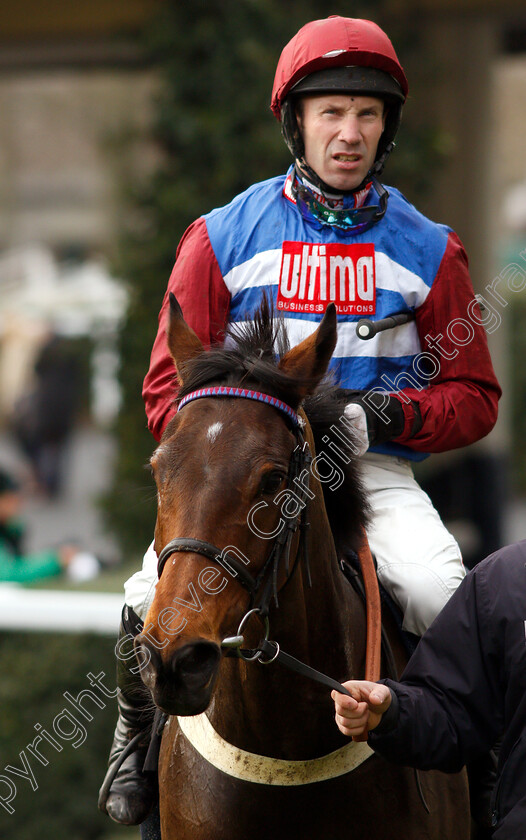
[12,334,81,497]
[332,540,526,839]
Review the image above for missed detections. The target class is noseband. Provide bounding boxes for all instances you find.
[156,387,312,617]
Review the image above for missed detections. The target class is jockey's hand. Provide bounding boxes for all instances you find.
[344,390,422,450]
[331,681,392,739]
[343,403,370,456]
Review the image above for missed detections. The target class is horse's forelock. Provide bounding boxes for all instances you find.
[177,302,312,408]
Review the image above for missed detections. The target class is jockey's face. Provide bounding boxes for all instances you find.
[296,94,385,191]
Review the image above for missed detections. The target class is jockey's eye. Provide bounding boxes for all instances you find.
[260,470,286,496]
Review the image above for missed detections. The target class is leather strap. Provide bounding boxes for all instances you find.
[357,530,382,683]
[176,712,374,785]
[352,530,382,742]
[255,639,351,697]
[157,538,259,594]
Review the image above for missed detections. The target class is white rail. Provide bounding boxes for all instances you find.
[0,585,123,635]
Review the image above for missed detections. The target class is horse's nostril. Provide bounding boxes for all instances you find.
[172,642,220,680]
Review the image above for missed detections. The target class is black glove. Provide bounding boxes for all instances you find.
[341,389,422,448]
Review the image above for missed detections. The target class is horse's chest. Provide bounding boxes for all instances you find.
[158,718,470,840]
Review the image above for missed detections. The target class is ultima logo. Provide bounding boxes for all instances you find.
[277,241,376,315]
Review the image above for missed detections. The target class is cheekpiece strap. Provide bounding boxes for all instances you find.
[178,387,302,429]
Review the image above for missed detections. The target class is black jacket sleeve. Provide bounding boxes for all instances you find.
[368,557,505,772]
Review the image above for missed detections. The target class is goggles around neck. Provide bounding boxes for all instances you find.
[292,172,389,234]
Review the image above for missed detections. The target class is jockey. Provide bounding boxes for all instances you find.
[99,16,501,829]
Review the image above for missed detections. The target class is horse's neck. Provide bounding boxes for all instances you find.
[209,510,366,759]
[276,521,365,673]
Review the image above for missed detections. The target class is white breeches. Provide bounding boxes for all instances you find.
[360,453,464,635]
[124,452,465,636]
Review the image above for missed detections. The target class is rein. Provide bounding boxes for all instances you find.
[157,385,382,703]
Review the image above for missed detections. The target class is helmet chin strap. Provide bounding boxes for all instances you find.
[371,140,396,178]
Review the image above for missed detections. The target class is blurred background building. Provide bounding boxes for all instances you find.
[0,2,524,836]
[0,1,162,564]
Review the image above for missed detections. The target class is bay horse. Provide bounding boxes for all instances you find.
[136,294,470,839]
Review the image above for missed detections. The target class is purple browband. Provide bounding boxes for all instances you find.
[177,386,301,428]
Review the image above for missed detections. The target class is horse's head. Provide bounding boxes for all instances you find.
[135,295,338,715]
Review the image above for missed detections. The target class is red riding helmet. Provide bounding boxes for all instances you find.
[271,17,409,182]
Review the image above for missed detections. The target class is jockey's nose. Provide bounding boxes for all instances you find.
[338,114,361,146]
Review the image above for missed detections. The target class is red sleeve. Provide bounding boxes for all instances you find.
[142,217,230,441]
[393,232,501,452]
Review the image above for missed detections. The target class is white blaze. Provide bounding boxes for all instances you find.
[207,422,223,443]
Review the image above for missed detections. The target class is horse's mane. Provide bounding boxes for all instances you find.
[176,298,370,556]
[303,383,370,556]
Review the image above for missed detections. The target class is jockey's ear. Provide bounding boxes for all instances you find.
[166,293,204,384]
[278,303,337,400]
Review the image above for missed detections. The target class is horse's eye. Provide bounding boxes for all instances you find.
[260,470,286,496]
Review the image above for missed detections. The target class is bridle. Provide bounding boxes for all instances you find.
[155,383,383,710]
[156,386,313,619]
[154,384,359,700]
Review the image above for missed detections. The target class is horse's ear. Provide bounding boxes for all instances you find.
[278,303,337,398]
[166,293,204,383]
